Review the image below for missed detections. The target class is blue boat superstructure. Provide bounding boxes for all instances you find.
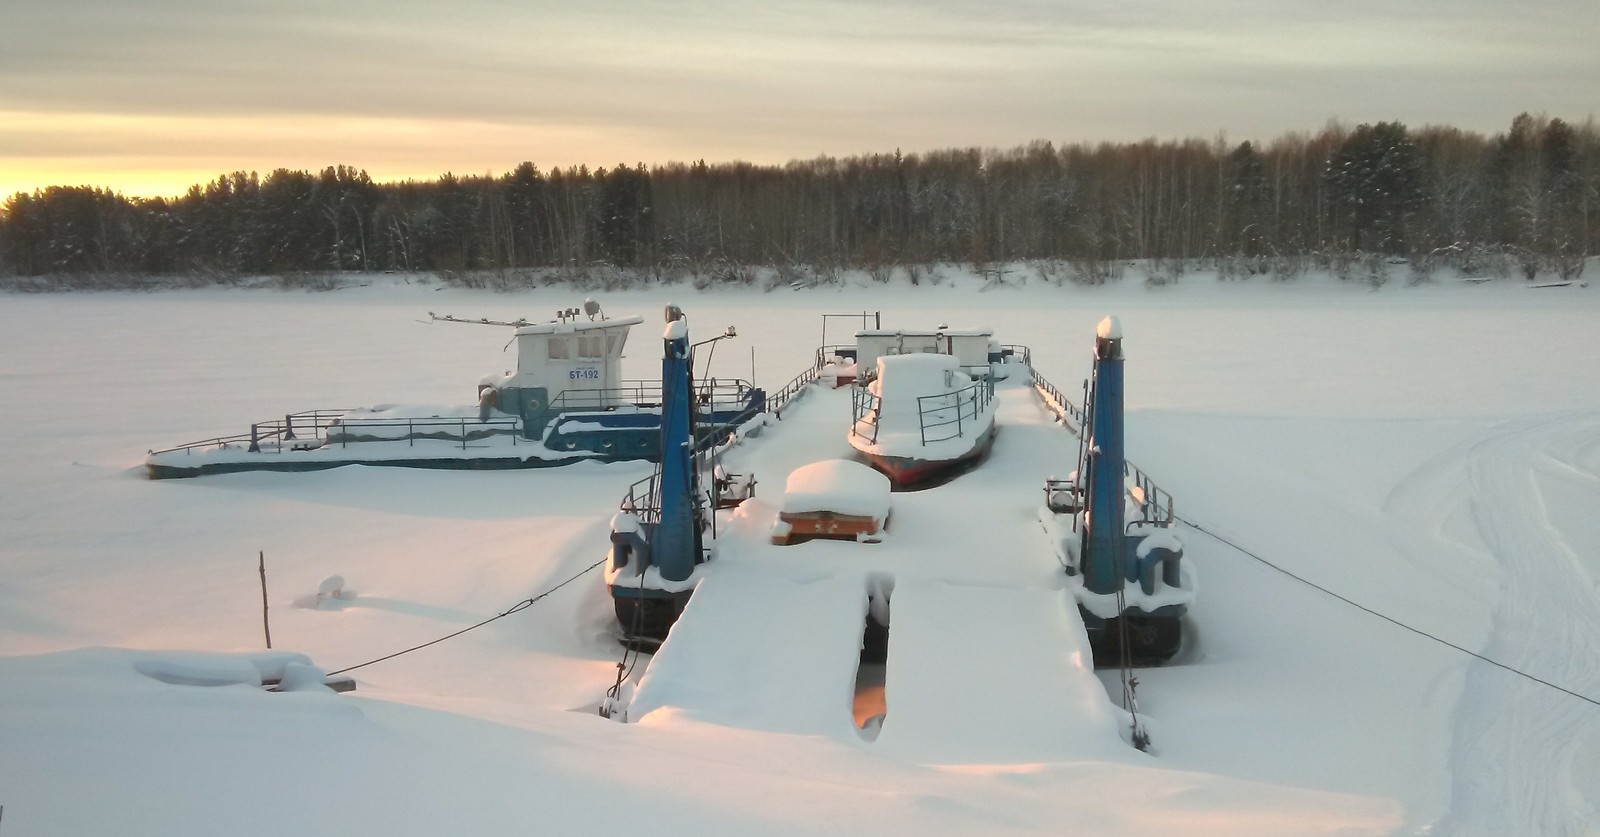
[145,303,765,479]
[1036,316,1196,663]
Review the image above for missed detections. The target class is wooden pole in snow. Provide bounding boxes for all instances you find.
[259,551,272,649]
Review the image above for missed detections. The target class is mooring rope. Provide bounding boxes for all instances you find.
[1176,514,1600,710]
[326,557,608,677]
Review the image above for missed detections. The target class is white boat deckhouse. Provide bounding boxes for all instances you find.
[492,313,646,441]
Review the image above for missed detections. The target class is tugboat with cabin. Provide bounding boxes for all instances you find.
[144,299,765,479]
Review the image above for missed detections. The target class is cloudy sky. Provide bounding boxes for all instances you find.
[4,0,1595,198]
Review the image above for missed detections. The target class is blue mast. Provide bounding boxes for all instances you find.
[1083,315,1125,597]
[605,304,714,645]
[653,304,702,582]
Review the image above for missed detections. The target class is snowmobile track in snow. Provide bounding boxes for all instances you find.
[1400,412,1600,835]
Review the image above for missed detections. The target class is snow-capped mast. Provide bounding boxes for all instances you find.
[1083,315,1125,597]
[652,304,703,583]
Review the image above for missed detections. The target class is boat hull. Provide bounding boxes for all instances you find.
[854,422,996,487]
[145,452,604,480]
[146,401,764,479]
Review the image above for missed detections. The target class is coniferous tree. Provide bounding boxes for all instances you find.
[1326,122,1427,254]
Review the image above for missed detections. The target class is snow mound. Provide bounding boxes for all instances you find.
[780,459,892,519]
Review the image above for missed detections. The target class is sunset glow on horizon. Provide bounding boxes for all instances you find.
[6,0,1597,200]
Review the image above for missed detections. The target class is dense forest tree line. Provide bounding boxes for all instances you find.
[2,114,1595,288]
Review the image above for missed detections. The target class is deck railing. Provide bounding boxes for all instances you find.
[324,417,522,448]
[1122,460,1175,527]
[916,377,995,445]
[618,470,663,528]
[614,418,738,543]
[768,345,860,417]
[848,373,996,447]
[546,378,755,412]
[848,385,883,443]
[1028,365,1086,429]
[147,409,524,457]
[1034,357,1175,530]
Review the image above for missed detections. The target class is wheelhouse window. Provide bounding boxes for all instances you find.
[548,338,570,360]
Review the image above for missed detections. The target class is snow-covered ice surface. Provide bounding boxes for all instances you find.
[3,271,1599,836]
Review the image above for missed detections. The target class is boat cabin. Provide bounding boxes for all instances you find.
[854,327,997,377]
[494,314,644,431]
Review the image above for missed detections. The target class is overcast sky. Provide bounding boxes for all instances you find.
[3,0,1596,198]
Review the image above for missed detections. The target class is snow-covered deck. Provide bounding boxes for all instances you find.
[630,377,1133,760]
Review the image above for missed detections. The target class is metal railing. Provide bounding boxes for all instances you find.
[1122,460,1175,527]
[613,418,739,545]
[546,378,756,412]
[148,409,524,457]
[1028,365,1086,429]
[769,345,859,418]
[999,343,1032,366]
[1041,458,1174,535]
[916,377,994,445]
[849,384,883,443]
[324,417,521,449]
[769,364,820,417]
[618,470,663,528]
[1034,357,1175,530]
[149,409,353,456]
[848,374,995,447]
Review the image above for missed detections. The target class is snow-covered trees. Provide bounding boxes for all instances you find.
[1326,122,1428,255]
[1,117,1596,285]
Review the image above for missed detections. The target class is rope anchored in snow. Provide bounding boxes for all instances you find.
[600,593,648,721]
[1176,514,1600,711]
[325,557,609,677]
[1114,579,1152,752]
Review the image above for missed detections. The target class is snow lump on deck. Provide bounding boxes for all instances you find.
[780,459,891,519]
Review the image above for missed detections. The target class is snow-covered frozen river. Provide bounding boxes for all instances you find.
[2,272,1597,836]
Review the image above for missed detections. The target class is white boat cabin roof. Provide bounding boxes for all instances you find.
[853,326,997,375]
[513,315,644,336]
[856,326,993,338]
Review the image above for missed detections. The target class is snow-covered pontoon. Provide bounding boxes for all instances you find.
[145,301,766,479]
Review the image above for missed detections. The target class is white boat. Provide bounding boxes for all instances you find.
[847,352,998,486]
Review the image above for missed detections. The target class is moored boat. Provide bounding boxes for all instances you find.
[847,352,997,487]
[145,301,765,478]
